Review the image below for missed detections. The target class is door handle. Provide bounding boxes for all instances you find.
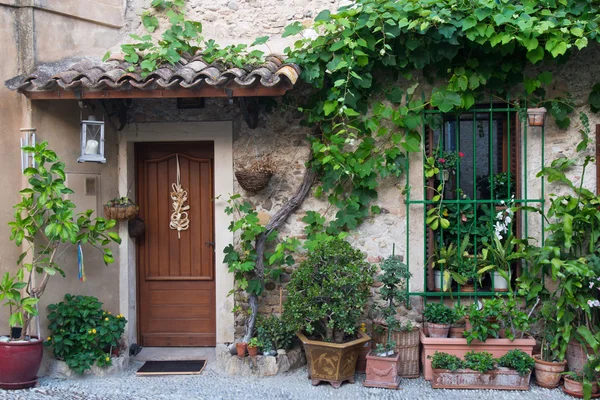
[205,241,215,247]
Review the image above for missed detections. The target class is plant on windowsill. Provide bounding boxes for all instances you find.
[424,303,455,338]
[284,237,375,388]
[477,233,527,293]
[0,142,120,390]
[364,249,412,388]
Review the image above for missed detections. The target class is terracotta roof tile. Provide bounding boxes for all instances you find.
[10,53,300,95]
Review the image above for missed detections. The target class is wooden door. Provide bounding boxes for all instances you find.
[136,142,215,346]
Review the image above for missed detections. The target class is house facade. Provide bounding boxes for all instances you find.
[1,0,599,369]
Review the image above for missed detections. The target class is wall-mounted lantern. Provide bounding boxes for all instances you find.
[78,115,106,163]
[527,107,547,127]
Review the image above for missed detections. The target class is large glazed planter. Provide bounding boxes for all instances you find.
[0,337,43,389]
[421,330,535,380]
[533,355,567,389]
[297,331,370,388]
[431,368,531,390]
[363,351,401,389]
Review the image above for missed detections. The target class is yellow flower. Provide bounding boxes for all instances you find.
[105,357,110,362]
[92,329,97,334]
[47,336,52,341]
[108,312,111,315]
[105,317,109,321]
[442,209,449,217]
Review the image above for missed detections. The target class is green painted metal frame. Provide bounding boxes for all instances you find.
[404,95,546,306]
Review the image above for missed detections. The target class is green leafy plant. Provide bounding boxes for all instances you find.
[247,337,261,348]
[45,294,127,374]
[0,142,120,338]
[429,351,464,371]
[424,303,455,325]
[284,237,375,343]
[256,314,295,352]
[563,355,600,400]
[478,233,528,292]
[476,172,515,201]
[463,350,496,373]
[497,349,535,377]
[374,249,411,355]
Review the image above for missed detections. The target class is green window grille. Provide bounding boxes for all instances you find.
[404,96,546,305]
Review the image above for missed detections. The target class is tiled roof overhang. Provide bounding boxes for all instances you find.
[7,55,300,100]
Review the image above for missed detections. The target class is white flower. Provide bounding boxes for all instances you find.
[496,212,503,219]
[505,216,512,224]
[588,300,594,307]
[590,281,595,289]
[595,300,600,307]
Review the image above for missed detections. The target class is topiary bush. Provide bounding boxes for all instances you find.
[284,237,375,343]
[45,294,127,374]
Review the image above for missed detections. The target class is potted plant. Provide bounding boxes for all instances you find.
[563,356,600,399]
[0,142,120,389]
[235,156,275,193]
[284,237,375,388]
[478,233,527,293]
[364,250,411,388]
[532,302,567,388]
[247,337,261,357]
[104,197,138,221]
[449,305,468,338]
[424,303,454,338]
[236,341,247,357]
[430,349,534,390]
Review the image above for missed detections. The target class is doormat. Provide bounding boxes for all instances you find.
[136,360,207,376]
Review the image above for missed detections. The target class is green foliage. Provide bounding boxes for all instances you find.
[223,194,298,296]
[283,238,375,343]
[463,350,495,373]
[429,351,464,371]
[256,314,295,351]
[247,337,261,348]
[424,303,455,325]
[283,0,600,233]
[478,233,528,292]
[564,355,600,400]
[45,294,127,374]
[1,142,120,337]
[105,1,268,77]
[497,349,535,377]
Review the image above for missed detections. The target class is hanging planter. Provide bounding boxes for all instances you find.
[526,107,547,127]
[235,157,275,193]
[104,197,138,221]
[128,216,146,239]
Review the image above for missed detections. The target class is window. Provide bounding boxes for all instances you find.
[403,101,545,301]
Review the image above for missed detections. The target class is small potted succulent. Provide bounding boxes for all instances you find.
[364,250,411,389]
[563,356,600,399]
[424,303,455,338]
[247,337,261,357]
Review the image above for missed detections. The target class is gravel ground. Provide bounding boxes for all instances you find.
[0,362,572,400]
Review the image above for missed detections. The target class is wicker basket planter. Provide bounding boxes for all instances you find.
[431,368,531,390]
[372,324,420,378]
[235,170,273,193]
[421,330,535,380]
[104,199,138,221]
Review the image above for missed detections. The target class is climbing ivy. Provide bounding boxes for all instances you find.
[283,0,600,233]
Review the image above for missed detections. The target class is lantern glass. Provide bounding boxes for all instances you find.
[78,118,106,163]
[527,107,547,127]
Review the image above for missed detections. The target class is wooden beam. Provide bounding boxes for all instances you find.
[22,86,290,100]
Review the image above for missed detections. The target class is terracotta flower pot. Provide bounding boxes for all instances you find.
[563,376,598,396]
[425,322,450,338]
[0,337,43,390]
[432,367,531,390]
[363,351,401,389]
[236,342,247,357]
[567,339,594,373]
[298,330,370,388]
[449,325,466,338]
[533,355,567,388]
[247,345,259,357]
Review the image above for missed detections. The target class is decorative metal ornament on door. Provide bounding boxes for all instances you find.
[170,154,190,239]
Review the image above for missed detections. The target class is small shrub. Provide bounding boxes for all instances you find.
[497,349,535,376]
[424,303,455,325]
[45,294,127,374]
[284,237,375,343]
[247,337,261,348]
[429,351,463,371]
[463,350,496,373]
[256,314,295,351]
